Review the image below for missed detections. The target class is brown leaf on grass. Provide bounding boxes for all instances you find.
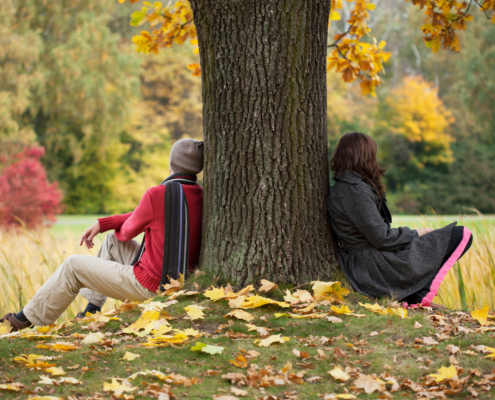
[415,337,439,346]
[414,321,423,329]
[353,373,386,394]
[333,347,347,359]
[229,353,248,368]
[291,349,310,359]
[259,279,278,293]
[230,387,248,396]
[201,370,222,376]
[213,396,239,400]
[446,344,460,355]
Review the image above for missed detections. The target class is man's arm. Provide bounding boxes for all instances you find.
[80,191,154,249]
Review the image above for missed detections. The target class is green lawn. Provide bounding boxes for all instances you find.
[1,280,494,399]
[51,213,495,239]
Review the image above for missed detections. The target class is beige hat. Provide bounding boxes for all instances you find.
[170,138,204,175]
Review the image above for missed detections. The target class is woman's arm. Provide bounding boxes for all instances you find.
[341,184,419,251]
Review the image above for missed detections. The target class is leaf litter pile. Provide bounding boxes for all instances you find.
[1,275,494,400]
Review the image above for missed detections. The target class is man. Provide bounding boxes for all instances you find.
[1,138,204,331]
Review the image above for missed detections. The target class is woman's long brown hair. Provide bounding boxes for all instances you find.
[330,132,386,198]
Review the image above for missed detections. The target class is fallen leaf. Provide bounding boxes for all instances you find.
[0,382,25,391]
[231,386,248,396]
[35,342,80,352]
[240,295,289,309]
[184,305,205,320]
[471,306,493,326]
[46,367,66,376]
[329,367,350,381]
[255,334,290,347]
[204,287,228,301]
[81,332,104,344]
[414,321,423,329]
[225,309,255,322]
[429,365,457,382]
[122,352,141,361]
[103,378,137,394]
[38,375,58,385]
[229,353,248,368]
[331,305,352,314]
[202,344,225,355]
[353,373,386,394]
[259,279,278,293]
[326,316,343,323]
[228,295,246,309]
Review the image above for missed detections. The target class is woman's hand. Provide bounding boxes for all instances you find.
[415,227,433,237]
[80,221,100,249]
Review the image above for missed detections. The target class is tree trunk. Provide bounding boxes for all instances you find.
[190,0,339,286]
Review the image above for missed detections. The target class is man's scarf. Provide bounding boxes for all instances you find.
[131,173,197,290]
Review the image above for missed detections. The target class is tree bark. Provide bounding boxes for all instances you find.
[190,0,339,286]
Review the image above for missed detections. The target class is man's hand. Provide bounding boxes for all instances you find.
[80,221,100,249]
[415,227,433,237]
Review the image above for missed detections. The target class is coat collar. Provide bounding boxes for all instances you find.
[333,170,363,185]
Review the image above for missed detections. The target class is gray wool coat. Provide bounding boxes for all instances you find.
[327,170,455,301]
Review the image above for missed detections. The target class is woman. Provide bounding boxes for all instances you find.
[327,132,473,308]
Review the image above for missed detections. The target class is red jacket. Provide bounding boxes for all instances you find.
[98,180,203,291]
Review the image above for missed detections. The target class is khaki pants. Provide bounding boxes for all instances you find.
[24,232,156,326]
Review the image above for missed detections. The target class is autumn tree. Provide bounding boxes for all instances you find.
[122,0,495,285]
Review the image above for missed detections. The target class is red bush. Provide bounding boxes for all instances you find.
[0,146,63,229]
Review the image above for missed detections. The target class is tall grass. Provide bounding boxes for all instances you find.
[0,214,493,323]
[395,212,495,310]
[0,227,115,321]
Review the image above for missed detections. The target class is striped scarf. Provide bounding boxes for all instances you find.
[131,173,197,290]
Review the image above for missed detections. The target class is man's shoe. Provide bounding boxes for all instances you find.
[0,313,32,332]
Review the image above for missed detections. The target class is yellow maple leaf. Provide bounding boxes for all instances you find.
[174,328,200,337]
[429,365,457,382]
[240,295,290,309]
[330,305,353,314]
[121,352,141,361]
[359,302,388,315]
[254,334,290,347]
[471,306,492,326]
[46,367,66,376]
[258,279,278,293]
[184,305,205,320]
[203,287,227,301]
[127,310,161,331]
[225,309,255,322]
[329,367,351,381]
[483,347,495,359]
[103,378,137,394]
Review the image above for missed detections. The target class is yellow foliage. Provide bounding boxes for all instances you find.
[383,76,454,167]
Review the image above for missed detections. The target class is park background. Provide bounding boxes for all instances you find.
[1,0,494,319]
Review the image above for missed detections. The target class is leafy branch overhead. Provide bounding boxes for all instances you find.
[120,0,495,96]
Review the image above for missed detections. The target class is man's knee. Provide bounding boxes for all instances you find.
[62,254,85,274]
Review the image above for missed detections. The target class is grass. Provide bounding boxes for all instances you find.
[0,284,494,399]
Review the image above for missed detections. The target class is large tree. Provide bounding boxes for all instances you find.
[124,0,495,285]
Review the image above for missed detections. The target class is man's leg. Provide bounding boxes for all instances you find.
[79,232,141,310]
[22,252,155,327]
